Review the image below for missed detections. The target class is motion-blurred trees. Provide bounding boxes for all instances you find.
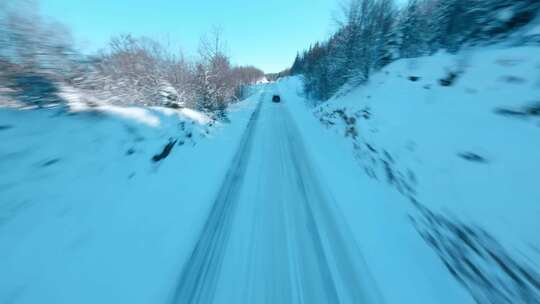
[0,0,76,76]
[291,0,540,101]
[85,31,264,111]
[0,4,264,112]
[0,0,79,105]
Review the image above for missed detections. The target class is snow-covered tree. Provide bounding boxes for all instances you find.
[292,0,540,102]
[297,0,400,99]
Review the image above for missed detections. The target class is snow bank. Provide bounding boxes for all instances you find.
[319,46,540,248]
[97,105,161,127]
[273,79,470,303]
[279,45,540,303]
[0,93,259,304]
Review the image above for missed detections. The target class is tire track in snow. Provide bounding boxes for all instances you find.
[277,105,384,304]
[171,89,383,304]
[171,94,264,304]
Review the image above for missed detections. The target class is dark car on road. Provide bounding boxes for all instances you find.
[272,95,281,103]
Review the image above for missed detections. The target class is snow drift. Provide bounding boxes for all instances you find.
[0,97,259,304]
[297,45,540,302]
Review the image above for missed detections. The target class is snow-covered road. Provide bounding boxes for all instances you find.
[172,87,382,304]
[1,77,504,304]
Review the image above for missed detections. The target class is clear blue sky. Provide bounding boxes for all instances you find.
[40,0,345,73]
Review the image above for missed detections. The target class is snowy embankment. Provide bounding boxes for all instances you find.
[275,78,471,303]
[282,45,540,303]
[0,96,258,303]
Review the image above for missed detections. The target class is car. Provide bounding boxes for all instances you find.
[272,95,281,103]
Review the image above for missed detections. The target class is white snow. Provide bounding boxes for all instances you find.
[0,95,259,304]
[1,44,539,304]
[274,77,474,303]
[315,46,540,250]
[97,105,161,127]
[179,108,212,125]
[256,77,270,84]
[277,45,540,302]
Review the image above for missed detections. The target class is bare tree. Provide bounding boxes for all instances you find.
[198,26,228,63]
[193,28,236,112]
[1,6,264,111]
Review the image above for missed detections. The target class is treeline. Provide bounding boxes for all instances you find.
[290,0,540,100]
[266,69,291,82]
[0,2,264,113]
[82,32,264,111]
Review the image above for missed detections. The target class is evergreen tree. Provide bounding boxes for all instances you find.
[289,0,540,102]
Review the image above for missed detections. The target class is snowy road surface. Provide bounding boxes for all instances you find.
[0,80,475,304]
[172,88,383,304]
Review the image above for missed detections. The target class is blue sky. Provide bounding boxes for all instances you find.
[40,0,345,73]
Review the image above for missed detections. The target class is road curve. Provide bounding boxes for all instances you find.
[171,88,383,304]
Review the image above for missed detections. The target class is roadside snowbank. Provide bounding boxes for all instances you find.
[279,45,540,303]
[275,77,472,303]
[0,95,259,304]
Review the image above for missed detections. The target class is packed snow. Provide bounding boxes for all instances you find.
[1,44,539,304]
[0,97,259,304]
[298,44,540,303]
